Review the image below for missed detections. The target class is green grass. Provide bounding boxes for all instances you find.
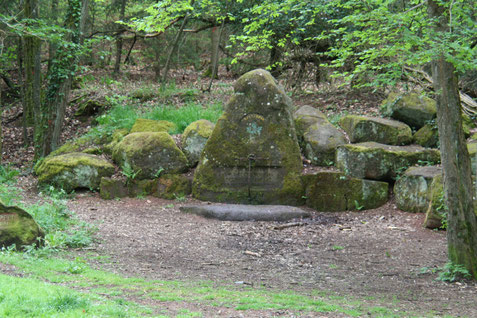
[0,251,425,317]
[144,102,223,134]
[87,83,223,142]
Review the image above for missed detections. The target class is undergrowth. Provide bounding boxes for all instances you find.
[88,88,223,140]
[0,174,97,254]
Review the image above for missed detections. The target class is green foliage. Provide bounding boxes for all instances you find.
[145,102,223,133]
[437,262,472,282]
[0,165,20,185]
[0,183,96,251]
[120,162,141,185]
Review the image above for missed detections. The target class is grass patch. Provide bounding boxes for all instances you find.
[0,251,420,318]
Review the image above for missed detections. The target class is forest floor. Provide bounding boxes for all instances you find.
[2,68,477,317]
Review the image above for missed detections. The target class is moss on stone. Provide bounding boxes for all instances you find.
[99,177,129,200]
[35,152,115,192]
[394,166,442,213]
[129,118,176,133]
[192,69,303,205]
[112,132,188,179]
[423,175,445,229]
[153,174,192,200]
[382,92,436,129]
[413,124,439,148]
[336,142,441,181]
[302,172,388,211]
[339,115,412,145]
[0,201,44,248]
[182,120,215,166]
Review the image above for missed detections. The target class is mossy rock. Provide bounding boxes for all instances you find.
[294,105,328,138]
[336,142,441,181]
[103,129,129,155]
[303,122,347,166]
[413,124,439,148]
[152,174,192,200]
[182,120,215,167]
[112,132,188,179]
[339,115,412,145]
[100,177,159,199]
[423,175,445,229]
[394,166,442,213]
[193,69,304,205]
[128,179,159,197]
[0,201,44,248]
[36,153,115,192]
[467,141,477,174]
[75,99,106,119]
[293,105,345,166]
[129,118,176,134]
[100,177,129,200]
[381,92,436,129]
[302,172,388,211]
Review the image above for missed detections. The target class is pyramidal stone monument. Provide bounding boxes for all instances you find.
[192,69,303,204]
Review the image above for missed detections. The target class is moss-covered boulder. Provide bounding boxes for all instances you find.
[303,123,347,166]
[336,142,441,181]
[112,132,188,179]
[293,106,347,166]
[302,172,388,211]
[193,69,304,205]
[294,105,328,137]
[152,174,192,200]
[103,129,129,155]
[182,120,215,167]
[339,115,412,145]
[423,175,445,229]
[381,92,436,129]
[129,118,176,133]
[99,177,129,200]
[75,99,106,119]
[413,124,439,148]
[394,166,442,213]
[36,153,115,192]
[0,201,44,248]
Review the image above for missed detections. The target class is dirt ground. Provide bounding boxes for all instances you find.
[63,191,477,317]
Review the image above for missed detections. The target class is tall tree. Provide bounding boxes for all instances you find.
[22,0,41,146]
[428,0,477,278]
[113,0,127,74]
[38,0,83,157]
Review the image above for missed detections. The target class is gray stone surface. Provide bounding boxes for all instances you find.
[394,166,442,213]
[180,204,310,221]
[336,142,441,181]
[192,69,303,205]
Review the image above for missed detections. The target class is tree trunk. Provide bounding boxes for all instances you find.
[205,20,225,92]
[22,0,41,146]
[36,0,82,158]
[47,0,58,73]
[428,0,477,279]
[113,0,127,74]
[162,15,189,83]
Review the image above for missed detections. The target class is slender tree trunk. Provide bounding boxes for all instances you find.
[37,0,82,158]
[162,0,195,83]
[22,0,41,146]
[79,0,89,45]
[205,20,225,92]
[47,0,58,73]
[113,0,127,74]
[428,0,477,279]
